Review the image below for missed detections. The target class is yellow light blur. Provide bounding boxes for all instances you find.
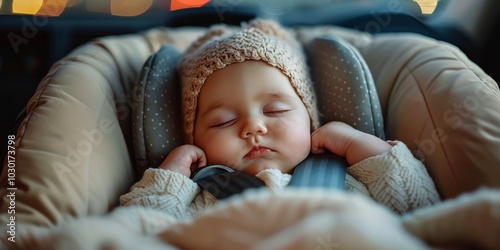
[0,0,2,11]
[36,0,67,16]
[171,0,210,11]
[110,0,153,16]
[413,0,439,14]
[12,0,43,14]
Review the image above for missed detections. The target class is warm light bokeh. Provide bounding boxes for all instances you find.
[36,0,67,16]
[414,0,439,14]
[171,0,210,11]
[110,0,153,16]
[12,0,43,14]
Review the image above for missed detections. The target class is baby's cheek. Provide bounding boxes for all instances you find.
[274,118,311,151]
[270,117,288,131]
[201,138,240,168]
[272,115,307,130]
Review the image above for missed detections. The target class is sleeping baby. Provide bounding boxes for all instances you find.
[120,19,440,221]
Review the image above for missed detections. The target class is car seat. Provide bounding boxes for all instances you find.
[1,24,500,229]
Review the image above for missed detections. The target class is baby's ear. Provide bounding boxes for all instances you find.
[185,25,231,54]
[245,19,299,46]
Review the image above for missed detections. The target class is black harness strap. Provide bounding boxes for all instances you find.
[191,153,347,200]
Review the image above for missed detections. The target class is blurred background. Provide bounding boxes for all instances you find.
[1,0,499,160]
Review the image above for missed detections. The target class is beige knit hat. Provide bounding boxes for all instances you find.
[178,19,319,144]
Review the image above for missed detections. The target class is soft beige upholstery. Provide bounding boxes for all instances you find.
[1,25,499,228]
[361,33,500,198]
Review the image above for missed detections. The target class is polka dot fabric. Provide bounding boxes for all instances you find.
[132,46,183,177]
[306,36,385,139]
[132,38,385,178]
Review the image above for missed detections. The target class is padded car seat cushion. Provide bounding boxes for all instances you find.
[131,46,184,176]
[132,36,384,178]
[306,36,385,139]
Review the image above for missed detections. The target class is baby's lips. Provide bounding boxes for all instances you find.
[244,146,273,159]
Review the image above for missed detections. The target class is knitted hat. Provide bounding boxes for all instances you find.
[178,19,319,144]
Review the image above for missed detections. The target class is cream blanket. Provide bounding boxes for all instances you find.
[3,188,499,250]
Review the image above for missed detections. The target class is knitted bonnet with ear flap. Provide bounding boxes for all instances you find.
[178,19,320,144]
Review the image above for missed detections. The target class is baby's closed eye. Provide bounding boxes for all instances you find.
[209,114,237,128]
[264,102,293,116]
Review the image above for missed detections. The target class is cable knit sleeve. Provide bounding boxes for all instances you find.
[347,141,440,214]
[119,169,217,222]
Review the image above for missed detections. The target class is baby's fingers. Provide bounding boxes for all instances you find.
[195,149,207,168]
[187,146,207,169]
[311,147,325,154]
[310,129,327,154]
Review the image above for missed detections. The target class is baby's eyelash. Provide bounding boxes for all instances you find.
[264,110,290,116]
[211,119,236,128]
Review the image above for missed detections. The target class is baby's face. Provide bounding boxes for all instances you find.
[193,61,311,175]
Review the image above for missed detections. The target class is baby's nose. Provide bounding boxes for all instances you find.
[241,117,268,138]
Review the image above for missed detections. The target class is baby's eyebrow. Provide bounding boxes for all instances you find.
[259,92,297,101]
[198,93,297,118]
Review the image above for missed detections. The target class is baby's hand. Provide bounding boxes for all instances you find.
[158,145,207,177]
[311,121,391,165]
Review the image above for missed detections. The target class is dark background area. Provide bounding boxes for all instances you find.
[1,1,499,162]
[0,10,168,140]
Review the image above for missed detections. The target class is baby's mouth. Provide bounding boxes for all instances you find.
[244,146,274,159]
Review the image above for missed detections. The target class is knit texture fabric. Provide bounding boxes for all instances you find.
[177,19,320,144]
[120,141,440,219]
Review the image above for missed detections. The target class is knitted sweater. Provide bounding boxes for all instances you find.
[120,141,440,222]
